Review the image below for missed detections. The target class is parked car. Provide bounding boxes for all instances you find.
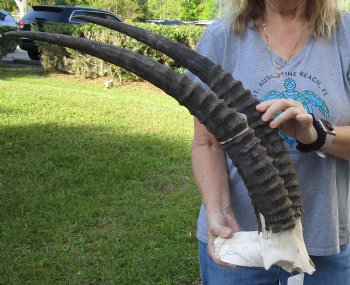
[0,10,18,53]
[18,5,122,60]
[146,19,185,25]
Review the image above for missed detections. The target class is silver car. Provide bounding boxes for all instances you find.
[0,10,18,53]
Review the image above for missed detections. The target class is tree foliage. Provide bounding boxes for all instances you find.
[198,0,218,20]
[2,0,18,13]
[179,0,201,20]
[146,0,182,20]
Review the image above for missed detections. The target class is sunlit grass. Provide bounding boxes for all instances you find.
[0,67,200,285]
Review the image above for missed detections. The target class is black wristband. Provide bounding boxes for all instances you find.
[296,114,327,153]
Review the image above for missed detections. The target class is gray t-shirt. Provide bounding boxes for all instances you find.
[189,14,350,256]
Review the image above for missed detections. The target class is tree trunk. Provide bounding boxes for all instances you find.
[14,0,27,18]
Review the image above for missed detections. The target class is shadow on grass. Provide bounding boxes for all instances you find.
[0,122,193,206]
[0,123,199,284]
[0,65,48,80]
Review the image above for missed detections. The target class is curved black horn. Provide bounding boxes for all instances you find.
[6,30,295,232]
[72,15,302,217]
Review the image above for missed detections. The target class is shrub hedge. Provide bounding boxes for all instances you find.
[37,22,204,82]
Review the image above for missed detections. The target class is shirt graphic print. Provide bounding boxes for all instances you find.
[260,77,330,146]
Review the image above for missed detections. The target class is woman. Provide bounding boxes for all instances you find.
[190,0,350,284]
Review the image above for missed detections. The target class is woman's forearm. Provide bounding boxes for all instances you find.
[323,126,350,161]
[192,118,240,256]
[192,141,232,214]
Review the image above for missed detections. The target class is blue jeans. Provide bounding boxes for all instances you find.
[199,240,350,285]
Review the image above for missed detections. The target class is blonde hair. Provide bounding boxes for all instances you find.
[229,0,342,39]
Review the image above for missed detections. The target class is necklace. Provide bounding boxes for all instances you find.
[263,22,307,77]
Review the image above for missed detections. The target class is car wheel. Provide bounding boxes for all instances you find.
[28,50,41,60]
[7,41,17,53]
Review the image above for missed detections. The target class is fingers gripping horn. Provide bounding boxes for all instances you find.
[6,30,295,232]
[72,15,302,218]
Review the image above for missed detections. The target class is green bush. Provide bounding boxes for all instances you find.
[37,22,204,82]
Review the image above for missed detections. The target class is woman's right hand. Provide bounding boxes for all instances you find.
[207,207,240,268]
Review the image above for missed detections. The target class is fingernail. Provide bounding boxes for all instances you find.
[270,121,276,128]
[262,114,268,121]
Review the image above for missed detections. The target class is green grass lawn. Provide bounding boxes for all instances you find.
[0,66,201,285]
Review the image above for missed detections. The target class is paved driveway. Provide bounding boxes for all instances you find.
[1,47,42,66]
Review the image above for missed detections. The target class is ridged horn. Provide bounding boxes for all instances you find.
[6,30,295,232]
[73,15,302,217]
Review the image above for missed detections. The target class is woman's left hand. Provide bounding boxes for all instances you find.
[256,99,318,144]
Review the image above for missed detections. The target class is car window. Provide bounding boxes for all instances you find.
[105,14,120,21]
[70,10,120,23]
[0,12,6,21]
[21,7,64,22]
